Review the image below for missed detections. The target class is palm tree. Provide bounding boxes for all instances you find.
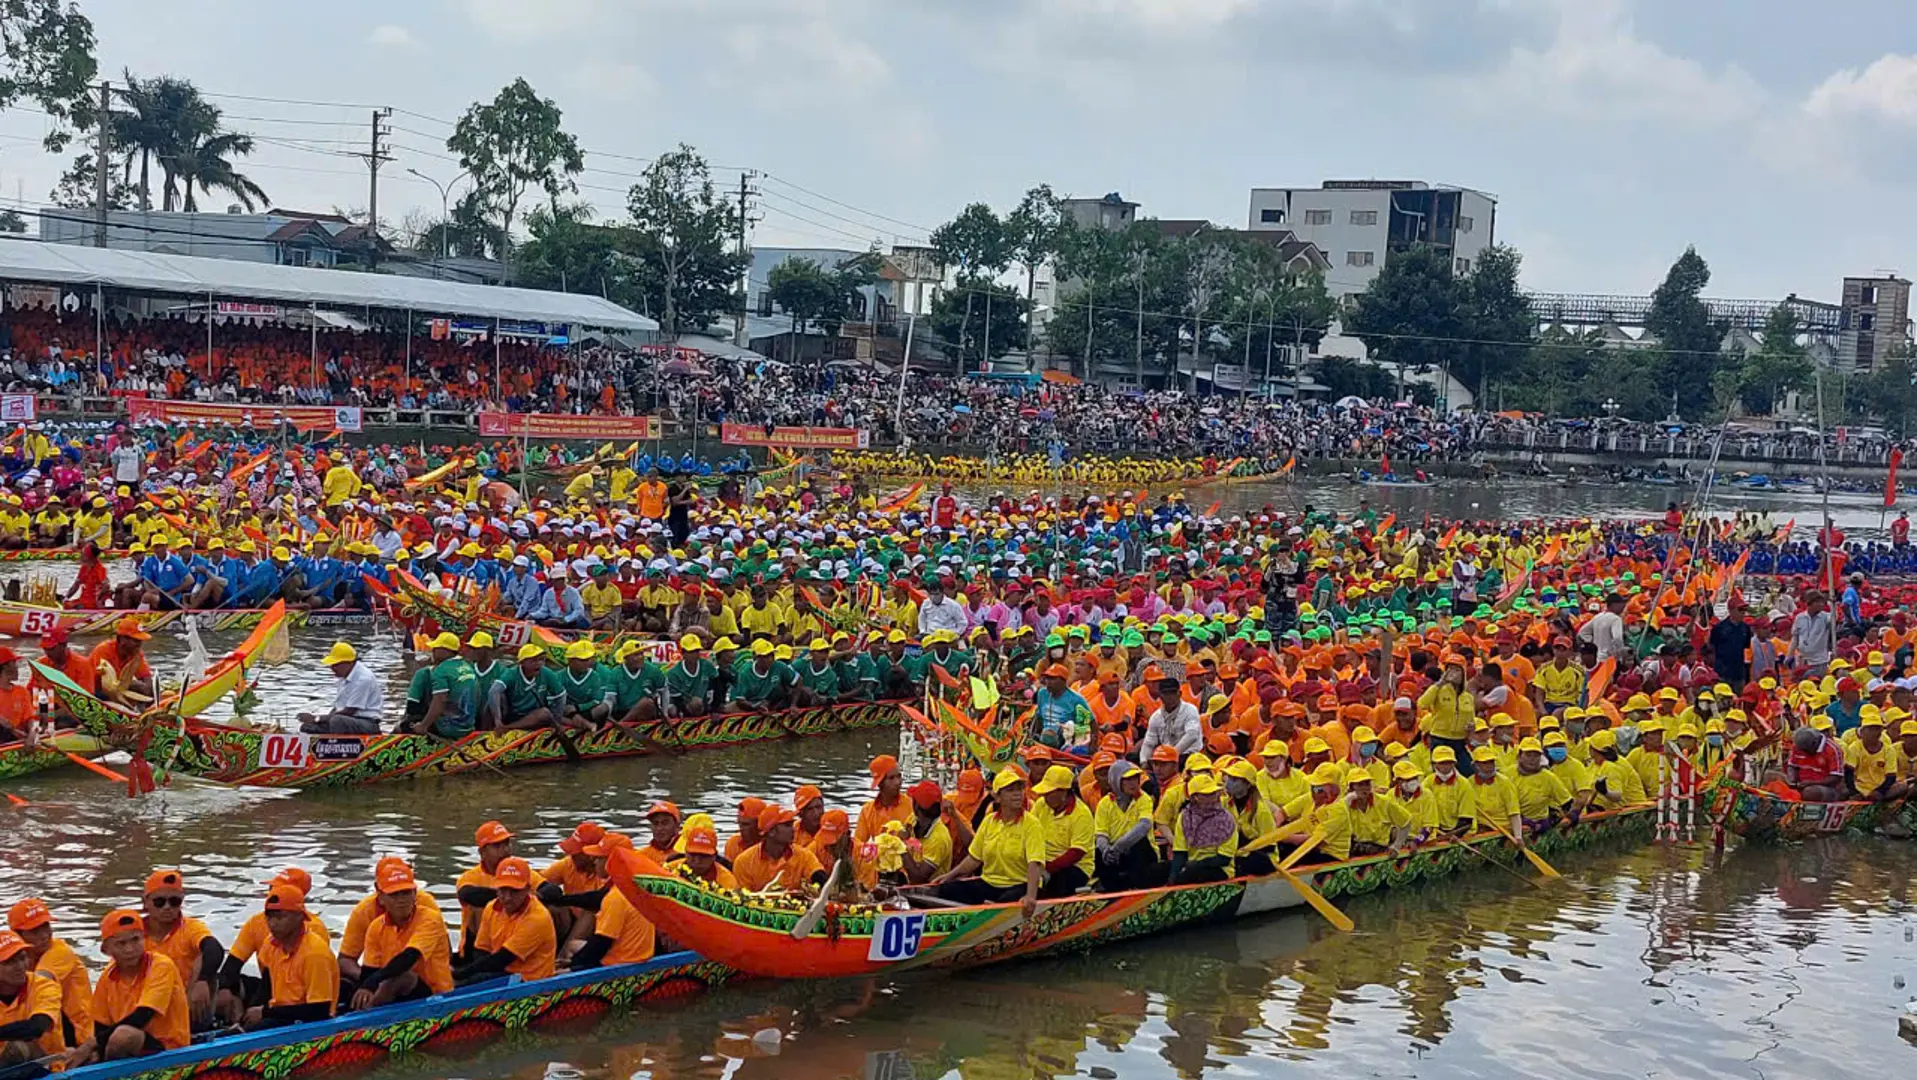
[172,130,268,212]
[111,72,266,212]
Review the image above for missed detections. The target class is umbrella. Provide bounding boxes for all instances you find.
[953,404,973,415]
[1334,395,1366,409]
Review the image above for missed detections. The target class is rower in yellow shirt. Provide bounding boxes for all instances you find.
[1468,747,1521,836]
[1509,738,1573,825]
[322,460,363,507]
[1585,730,1646,808]
[1276,764,1354,860]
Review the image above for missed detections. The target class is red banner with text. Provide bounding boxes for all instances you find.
[125,399,363,432]
[477,412,661,440]
[720,423,870,449]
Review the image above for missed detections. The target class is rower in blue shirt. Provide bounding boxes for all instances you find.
[139,536,190,608]
[219,544,255,608]
[532,566,590,628]
[501,558,544,619]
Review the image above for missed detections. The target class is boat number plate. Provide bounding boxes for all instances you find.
[16,610,63,635]
[867,912,924,962]
[310,737,366,762]
[258,733,309,769]
[495,622,534,646]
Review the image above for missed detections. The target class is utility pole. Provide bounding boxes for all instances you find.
[733,170,760,347]
[94,80,111,248]
[358,108,395,266]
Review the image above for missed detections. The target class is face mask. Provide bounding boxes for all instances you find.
[1545,747,1568,764]
[1400,780,1421,797]
[1706,734,1724,747]
[1225,777,1252,799]
[1359,742,1379,759]
[1566,722,1586,737]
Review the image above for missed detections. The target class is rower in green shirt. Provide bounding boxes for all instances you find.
[793,639,842,705]
[729,640,794,710]
[409,632,478,738]
[490,644,567,730]
[557,640,616,728]
[609,641,667,723]
[465,632,510,728]
[664,634,719,716]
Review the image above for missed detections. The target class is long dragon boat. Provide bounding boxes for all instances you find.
[611,804,1661,981]
[34,654,905,788]
[0,604,290,784]
[0,547,131,563]
[58,953,731,1080]
[1708,777,1917,842]
[381,569,677,662]
[0,600,371,638]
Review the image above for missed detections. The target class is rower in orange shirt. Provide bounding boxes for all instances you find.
[7,899,90,1048]
[138,870,219,1031]
[0,928,64,1061]
[237,885,338,1030]
[80,909,191,1062]
[459,858,555,983]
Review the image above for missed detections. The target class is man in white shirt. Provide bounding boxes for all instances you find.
[298,641,385,734]
[1137,677,1204,763]
[1577,592,1629,663]
[917,579,969,639]
[111,440,145,487]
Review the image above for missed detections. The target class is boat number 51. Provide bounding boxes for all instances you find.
[866,912,924,962]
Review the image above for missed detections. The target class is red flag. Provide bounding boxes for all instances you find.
[1888,448,1904,508]
[1380,454,1392,476]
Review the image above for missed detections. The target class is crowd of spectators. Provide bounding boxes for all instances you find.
[0,304,1898,464]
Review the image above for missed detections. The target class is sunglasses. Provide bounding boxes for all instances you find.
[146,895,183,909]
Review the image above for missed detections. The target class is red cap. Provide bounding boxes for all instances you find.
[907,779,943,810]
[0,647,19,664]
[40,628,68,649]
[1837,677,1860,694]
[7,898,51,932]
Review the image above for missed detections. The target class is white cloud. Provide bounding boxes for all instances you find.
[367,24,414,48]
[570,59,657,104]
[725,21,891,96]
[1462,0,1763,124]
[1804,54,1917,125]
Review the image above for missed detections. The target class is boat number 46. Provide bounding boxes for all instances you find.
[866,912,924,962]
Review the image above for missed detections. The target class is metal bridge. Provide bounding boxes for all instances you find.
[1523,292,1843,334]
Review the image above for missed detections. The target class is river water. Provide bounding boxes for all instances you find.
[1,476,1913,1079]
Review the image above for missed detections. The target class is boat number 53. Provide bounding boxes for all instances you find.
[866,912,924,962]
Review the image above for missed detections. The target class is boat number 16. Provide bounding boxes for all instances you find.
[866,912,924,962]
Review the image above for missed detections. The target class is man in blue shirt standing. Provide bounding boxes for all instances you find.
[1840,572,1866,638]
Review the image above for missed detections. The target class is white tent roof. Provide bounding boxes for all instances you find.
[0,238,658,331]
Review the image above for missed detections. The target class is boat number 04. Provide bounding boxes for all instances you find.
[866,912,925,962]
[259,732,310,768]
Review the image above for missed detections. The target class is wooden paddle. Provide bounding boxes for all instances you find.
[62,752,129,784]
[1487,819,1561,879]
[1234,827,1354,932]
[790,858,847,939]
[1457,833,1546,889]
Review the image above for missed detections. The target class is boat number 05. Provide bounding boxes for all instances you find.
[258,732,310,769]
[866,912,924,962]
[16,610,63,635]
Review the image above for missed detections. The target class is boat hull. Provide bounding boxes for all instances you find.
[614,805,1657,981]
[0,731,112,782]
[60,953,730,1080]
[169,701,905,788]
[1710,780,1915,841]
[0,604,369,638]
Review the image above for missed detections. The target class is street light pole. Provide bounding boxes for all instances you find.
[407,167,471,277]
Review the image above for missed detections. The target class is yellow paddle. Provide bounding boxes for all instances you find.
[1487,819,1561,879]
[1236,827,1354,934]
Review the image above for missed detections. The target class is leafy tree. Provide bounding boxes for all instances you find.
[411,192,510,261]
[1644,246,1726,418]
[1729,304,1813,416]
[1345,245,1467,400]
[48,150,134,209]
[112,72,204,210]
[0,209,22,233]
[170,126,267,211]
[1211,240,1337,391]
[930,203,1012,362]
[929,276,1025,369]
[624,144,747,339]
[1457,244,1534,400]
[1005,184,1064,352]
[447,78,584,260]
[1855,342,1917,435]
[766,252,879,338]
[0,0,96,152]
[1315,356,1401,401]
[1048,221,1185,383]
[514,202,634,299]
[1177,227,1241,386]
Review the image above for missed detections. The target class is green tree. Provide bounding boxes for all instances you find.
[1457,244,1533,400]
[170,126,268,211]
[1006,184,1064,353]
[1046,221,1185,383]
[1855,343,1917,435]
[0,0,96,151]
[112,72,206,210]
[624,144,747,339]
[514,202,636,299]
[48,149,133,209]
[929,277,1025,369]
[930,203,1012,363]
[0,209,22,233]
[447,78,584,260]
[1176,227,1242,388]
[1644,246,1726,418]
[1345,245,1467,400]
[1730,304,1814,416]
[766,251,880,337]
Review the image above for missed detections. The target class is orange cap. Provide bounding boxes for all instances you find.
[583,833,634,858]
[143,869,184,896]
[263,883,306,915]
[737,796,768,824]
[1042,663,1070,678]
[1150,744,1182,763]
[956,768,985,793]
[868,754,900,784]
[7,898,51,932]
[474,820,514,846]
[683,827,719,855]
[113,616,152,641]
[794,784,824,810]
[816,808,850,841]
[376,863,417,894]
[0,930,26,962]
[267,868,312,897]
[492,857,533,889]
[98,908,143,942]
[558,821,606,855]
[757,804,798,833]
[644,801,681,822]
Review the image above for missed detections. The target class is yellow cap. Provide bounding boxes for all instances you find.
[320,641,357,665]
[679,633,704,651]
[564,640,597,660]
[991,769,1025,792]
[1470,746,1498,763]
[1517,737,1542,753]
[429,632,461,651]
[467,631,494,649]
[1032,765,1076,795]
[1186,773,1221,796]
[1307,764,1344,787]
[516,643,546,662]
[1391,760,1422,780]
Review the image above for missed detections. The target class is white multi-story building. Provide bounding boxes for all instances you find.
[1246,180,1497,301]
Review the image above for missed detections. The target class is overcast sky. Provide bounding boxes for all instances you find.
[2,0,1914,302]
